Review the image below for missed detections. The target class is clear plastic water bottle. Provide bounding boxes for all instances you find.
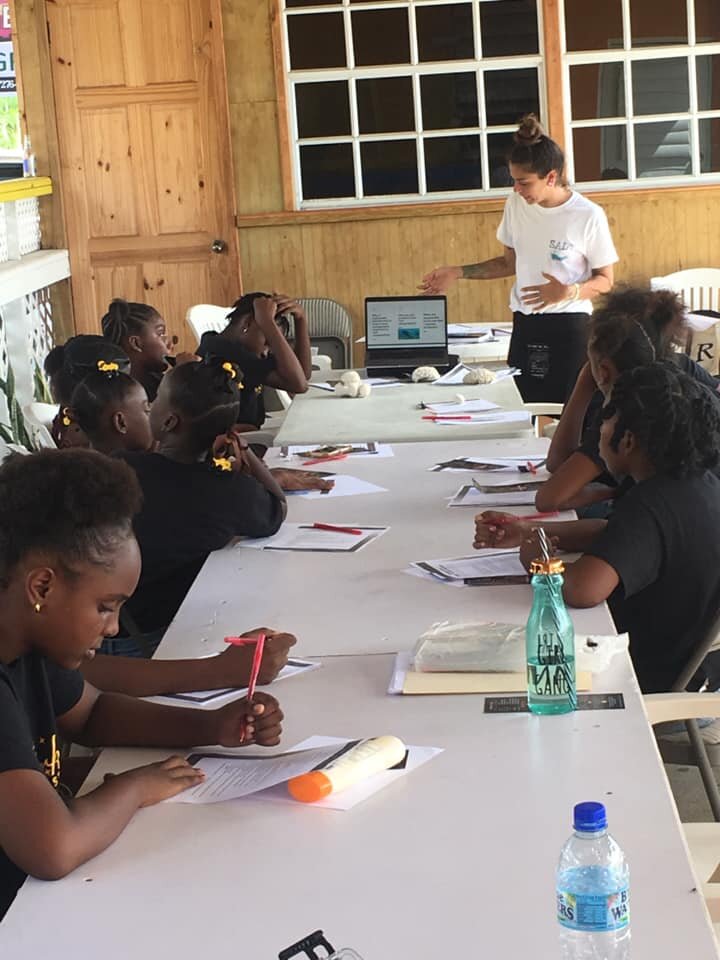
[525,544,576,714]
[557,802,630,960]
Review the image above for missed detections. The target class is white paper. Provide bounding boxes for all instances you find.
[431,363,477,385]
[413,553,526,581]
[472,468,550,486]
[686,311,719,332]
[447,324,492,338]
[146,659,320,709]
[489,366,521,381]
[287,474,388,500]
[430,456,546,473]
[388,651,413,694]
[424,397,500,414]
[448,484,538,507]
[435,410,531,427]
[256,736,444,811]
[236,522,388,552]
[362,377,404,388]
[402,565,464,588]
[308,381,335,392]
[277,443,394,460]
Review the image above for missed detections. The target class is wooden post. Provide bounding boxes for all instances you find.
[542,0,566,151]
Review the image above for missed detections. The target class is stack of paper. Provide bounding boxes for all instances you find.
[448,483,542,507]
[433,411,532,428]
[237,522,388,552]
[424,397,500,414]
[286,475,388,499]
[410,552,527,585]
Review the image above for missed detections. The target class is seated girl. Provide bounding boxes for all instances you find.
[101,299,173,402]
[474,362,720,693]
[537,287,720,513]
[110,359,287,658]
[69,367,296,695]
[44,335,131,449]
[195,292,310,431]
[0,448,283,918]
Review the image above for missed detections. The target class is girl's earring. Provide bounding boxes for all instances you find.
[34,603,42,614]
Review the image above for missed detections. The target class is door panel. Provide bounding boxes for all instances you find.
[48,0,241,352]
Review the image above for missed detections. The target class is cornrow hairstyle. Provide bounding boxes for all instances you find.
[510,113,566,183]
[225,291,272,327]
[0,448,142,588]
[43,345,66,379]
[589,287,686,374]
[601,361,720,477]
[49,335,131,406]
[102,298,162,346]
[165,358,243,455]
[70,370,143,441]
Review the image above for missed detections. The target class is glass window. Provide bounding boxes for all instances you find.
[484,68,539,125]
[421,73,479,130]
[572,126,628,182]
[634,120,691,178]
[695,0,720,44]
[296,82,351,139]
[425,135,482,192]
[700,118,720,173]
[361,140,418,195]
[300,143,355,199]
[416,4,475,62]
[487,131,516,187]
[632,59,689,116]
[287,14,346,70]
[569,63,625,121]
[480,0,539,57]
[352,9,410,66]
[357,77,414,134]
[630,0,687,47]
[563,1,623,52]
[697,56,720,112]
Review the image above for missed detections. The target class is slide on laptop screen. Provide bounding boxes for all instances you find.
[365,296,450,377]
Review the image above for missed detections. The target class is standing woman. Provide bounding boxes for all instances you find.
[420,115,618,403]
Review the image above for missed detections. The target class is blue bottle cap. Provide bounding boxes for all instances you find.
[573,801,607,832]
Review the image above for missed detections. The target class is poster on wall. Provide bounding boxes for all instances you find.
[0,1,21,158]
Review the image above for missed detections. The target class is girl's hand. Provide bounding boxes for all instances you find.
[270,468,334,492]
[520,272,573,309]
[519,529,560,570]
[212,432,253,475]
[473,511,527,549]
[212,692,284,748]
[253,295,279,330]
[112,756,205,807]
[272,293,305,324]
[215,629,297,686]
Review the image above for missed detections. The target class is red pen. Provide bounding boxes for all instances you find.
[308,522,363,535]
[224,632,266,741]
[302,453,349,465]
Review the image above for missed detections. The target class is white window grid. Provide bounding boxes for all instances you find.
[282,0,546,208]
[561,0,720,190]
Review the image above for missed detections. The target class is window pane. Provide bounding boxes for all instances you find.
[360,140,418,196]
[484,68,539,126]
[296,82,350,138]
[700,118,720,173]
[564,0,623,52]
[300,143,355,199]
[697,56,720,111]
[416,4,475,62]
[286,0,337,6]
[480,0,538,57]
[573,126,628,181]
[569,63,625,120]
[630,0,687,46]
[634,120,691,178]
[425,135,482,191]
[696,0,720,44]
[357,77,414,134]
[288,14,346,69]
[633,59,688,115]
[487,132,515,186]
[352,9,410,66]
[421,73,478,130]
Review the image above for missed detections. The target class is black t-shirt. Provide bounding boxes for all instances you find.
[585,471,720,693]
[196,332,278,428]
[0,653,84,918]
[120,452,285,632]
[577,354,720,488]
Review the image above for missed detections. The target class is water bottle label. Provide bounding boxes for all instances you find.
[557,887,629,932]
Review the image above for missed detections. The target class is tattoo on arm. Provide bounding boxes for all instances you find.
[461,263,491,279]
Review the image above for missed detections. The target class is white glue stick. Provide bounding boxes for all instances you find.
[288,735,406,803]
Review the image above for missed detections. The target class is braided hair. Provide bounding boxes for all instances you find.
[602,362,720,476]
[225,292,291,339]
[70,370,142,440]
[0,448,142,588]
[47,335,131,406]
[590,287,686,373]
[101,298,162,347]
[510,114,567,184]
[164,359,243,455]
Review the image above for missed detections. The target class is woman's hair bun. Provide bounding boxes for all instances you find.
[514,113,545,146]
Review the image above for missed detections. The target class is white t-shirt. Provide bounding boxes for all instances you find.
[496,190,618,316]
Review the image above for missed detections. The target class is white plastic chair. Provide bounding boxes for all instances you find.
[645,693,720,922]
[185,304,291,410]
[650,268,720,314]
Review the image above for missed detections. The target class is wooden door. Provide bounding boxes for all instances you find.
[46,0,241,351]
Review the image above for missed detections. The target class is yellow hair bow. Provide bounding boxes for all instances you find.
[221,362,237,380]
[97,360,119,373]
[254,385,263,395]
[213,456,233,472]
[61,406,72,427]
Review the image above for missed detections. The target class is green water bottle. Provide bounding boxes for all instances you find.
[526,533,576,715]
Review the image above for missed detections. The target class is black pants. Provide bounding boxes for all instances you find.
[508,311,590,404]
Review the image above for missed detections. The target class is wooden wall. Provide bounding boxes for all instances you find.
[222,0,720,359]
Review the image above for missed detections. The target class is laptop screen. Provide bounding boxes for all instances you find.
[365,296,447,351]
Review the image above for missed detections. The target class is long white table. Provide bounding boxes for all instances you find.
[276,376,532,446]
[3,654,717,959]
[152,439,613,661]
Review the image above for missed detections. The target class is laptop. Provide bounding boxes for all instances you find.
[365,295,451,377]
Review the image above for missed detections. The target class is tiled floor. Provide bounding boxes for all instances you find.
[667,763,719,822]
